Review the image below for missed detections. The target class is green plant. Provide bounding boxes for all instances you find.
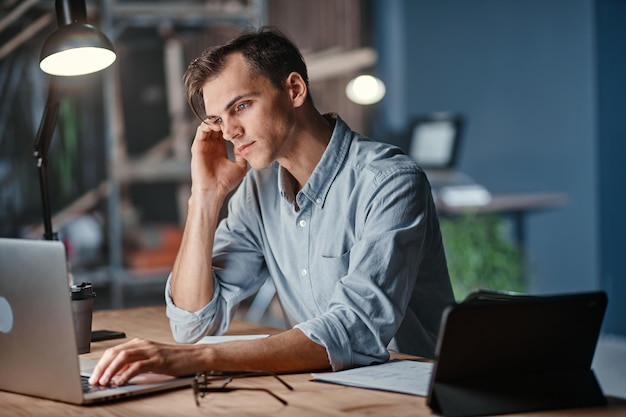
[440,213,526,301]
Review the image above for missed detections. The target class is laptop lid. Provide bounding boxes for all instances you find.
[426,291,608,417]
[0,238,191,405]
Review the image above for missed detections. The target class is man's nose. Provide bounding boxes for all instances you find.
[221,119,243,142]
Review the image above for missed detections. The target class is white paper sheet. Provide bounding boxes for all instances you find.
[311,359,434,396]
[195,334,269,344]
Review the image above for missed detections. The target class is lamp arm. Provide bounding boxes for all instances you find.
[33,77,60,241]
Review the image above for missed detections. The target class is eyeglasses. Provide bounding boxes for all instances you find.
[193,370,294,406]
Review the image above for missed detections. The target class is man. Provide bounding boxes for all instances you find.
[90,26,454,387]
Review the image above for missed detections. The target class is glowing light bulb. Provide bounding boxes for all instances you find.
[345,75,386,105]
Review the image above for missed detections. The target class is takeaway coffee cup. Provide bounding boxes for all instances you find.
[70,282,96,354]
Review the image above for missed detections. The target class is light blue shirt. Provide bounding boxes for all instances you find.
[166,115,454,370]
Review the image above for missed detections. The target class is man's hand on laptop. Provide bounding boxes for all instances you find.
[88,338,204,386]
[90,328,330,387]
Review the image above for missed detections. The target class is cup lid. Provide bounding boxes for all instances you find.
[70,282,95,299]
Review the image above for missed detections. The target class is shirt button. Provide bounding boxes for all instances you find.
[315,198,322,204]
[300,268,308,277]
[299,219,307,228]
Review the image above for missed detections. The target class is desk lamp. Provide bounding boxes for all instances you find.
[34,0,115,240]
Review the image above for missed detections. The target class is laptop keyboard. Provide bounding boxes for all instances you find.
[81,376,112,393]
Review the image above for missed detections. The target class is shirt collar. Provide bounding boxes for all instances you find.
[294,113,351,208]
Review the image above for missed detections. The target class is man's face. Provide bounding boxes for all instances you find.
[201,53,297,170]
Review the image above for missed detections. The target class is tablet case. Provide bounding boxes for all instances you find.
[427,291,608,417]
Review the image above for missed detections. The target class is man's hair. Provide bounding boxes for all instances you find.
[183,26,310,121]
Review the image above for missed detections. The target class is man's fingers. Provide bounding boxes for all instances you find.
[194,122,221,141]
[98,347,136,385]
[89,339,150,386]
[111,359,149,386]
[88,344,119,385]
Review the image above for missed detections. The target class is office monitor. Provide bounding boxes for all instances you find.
[408,113,463,170]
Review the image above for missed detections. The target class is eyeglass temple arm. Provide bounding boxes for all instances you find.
[202,387,288,405]
[205,370,294,391]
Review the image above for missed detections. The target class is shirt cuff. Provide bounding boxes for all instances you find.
[164,274,221,343]
[294,315,353,371]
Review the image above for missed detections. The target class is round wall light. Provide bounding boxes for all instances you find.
[345,74,386,105]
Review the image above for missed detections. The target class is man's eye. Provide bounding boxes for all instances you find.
[215,117,223,125]
[236,102,248,111]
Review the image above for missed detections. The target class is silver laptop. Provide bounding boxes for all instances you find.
[0,237,192,404]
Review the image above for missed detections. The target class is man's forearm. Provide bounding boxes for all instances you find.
[203,328,331,373]
[170,193,224,311]
[90,328,331,386]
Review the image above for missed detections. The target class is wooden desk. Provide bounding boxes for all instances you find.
[1,306,624,417]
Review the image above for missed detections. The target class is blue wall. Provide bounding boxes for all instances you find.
[596,0,626,336]
[374,0,624,335]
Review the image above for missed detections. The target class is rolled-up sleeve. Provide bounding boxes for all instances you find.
[164,178,271,344]
[165,274,225,343]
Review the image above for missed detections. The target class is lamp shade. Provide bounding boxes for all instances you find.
[39,23,116,76]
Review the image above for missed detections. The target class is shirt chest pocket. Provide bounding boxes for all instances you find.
[310,250,351,311]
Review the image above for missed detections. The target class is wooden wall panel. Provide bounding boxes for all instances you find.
[267,0,367,134]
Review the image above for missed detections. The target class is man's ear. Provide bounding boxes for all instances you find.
[285,72,308,107]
